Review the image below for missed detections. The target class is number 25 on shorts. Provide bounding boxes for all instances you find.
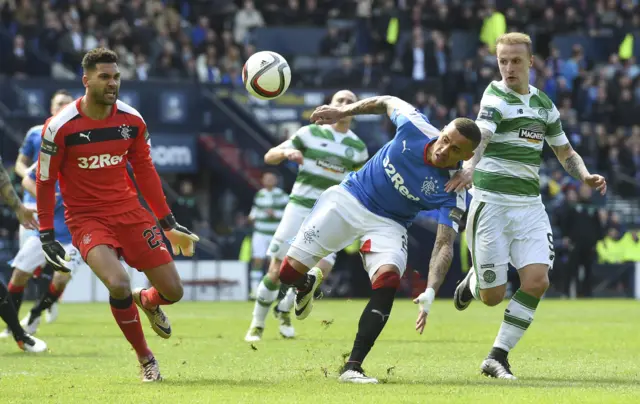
[143,225,163,249]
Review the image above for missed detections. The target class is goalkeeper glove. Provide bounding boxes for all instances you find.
[40,229,71,272]
[159,214,200,257]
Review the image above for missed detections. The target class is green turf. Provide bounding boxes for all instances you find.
[1,299,639,403]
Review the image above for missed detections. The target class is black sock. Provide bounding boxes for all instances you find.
[0,282,26,340]
[37,265,54,296]
[293,274,312,291]
[7,285,24,314]
[345,286,396,368]
[30,285,61,319]
[488,347,509,360]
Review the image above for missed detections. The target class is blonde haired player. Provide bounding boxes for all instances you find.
[245,90,368,342]
[446,32,607,379]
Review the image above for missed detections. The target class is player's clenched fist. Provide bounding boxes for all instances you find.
[310,105,344,125]
[283,149,303,164]
[39,229,72,272]
[159,214,200,257]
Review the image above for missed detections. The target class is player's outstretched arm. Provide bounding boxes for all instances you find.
[550,143,607,195]
[310,95,414,124]
[413,224,457,334]
[0,158,37,230]
[264,139,303,165]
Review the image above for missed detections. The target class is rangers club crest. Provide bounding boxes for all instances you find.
[421,176,439,195]
[119,125,132,140]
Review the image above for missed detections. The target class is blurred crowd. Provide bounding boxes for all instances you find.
[1,0,639,293]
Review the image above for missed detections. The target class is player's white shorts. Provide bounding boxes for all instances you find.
[11,236,86,275]
[19,203,38,247]
[287,186,408,279]
[251,232,273,259]
[267,202,337,266]
[466,199,554,289]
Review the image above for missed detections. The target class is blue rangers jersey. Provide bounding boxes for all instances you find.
[18,125,43,205]
[341,107,467,231]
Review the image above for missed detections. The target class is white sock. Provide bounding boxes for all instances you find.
[251,277,279,328]
[469,266,479,300]
[250,269,263,292]
[493,289,540,352]
[277,287,296,312]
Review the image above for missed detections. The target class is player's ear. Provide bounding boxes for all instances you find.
[82,74,89,88]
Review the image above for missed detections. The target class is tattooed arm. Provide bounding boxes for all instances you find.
[310,95,416,124]
[0,158,38,229]
[551,143,607,195]
[0,158,22,211]
[550,143,589,180]
[426,224,457,293]
[413,223,457,334]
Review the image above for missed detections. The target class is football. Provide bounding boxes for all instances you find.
[242,51,291,100]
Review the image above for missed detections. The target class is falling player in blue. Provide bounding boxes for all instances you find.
[278,95,481,384]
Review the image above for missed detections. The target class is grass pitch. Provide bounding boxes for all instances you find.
[1,299,639,403]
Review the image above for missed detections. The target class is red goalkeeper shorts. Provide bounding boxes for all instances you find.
[68,206,173,271]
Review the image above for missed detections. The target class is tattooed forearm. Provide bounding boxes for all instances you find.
[552,143,589,181]
[340,96,391,116]
[463,128,493,170]
[339,95,414,118]
[0,162,22,210]
[563,153,589,181]
[426,224,457,293]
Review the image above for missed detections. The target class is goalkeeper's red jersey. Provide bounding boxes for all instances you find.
[36,98,171,232]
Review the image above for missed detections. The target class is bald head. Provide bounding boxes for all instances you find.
[329,90,357,129]
[331,90,357,105]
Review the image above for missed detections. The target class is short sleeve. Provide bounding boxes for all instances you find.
[545,105,569,147]
[19,130,37,158]
[288,126,311,150]
[475,92,505,134]
[390,107,440,139]
[437,189,467,233]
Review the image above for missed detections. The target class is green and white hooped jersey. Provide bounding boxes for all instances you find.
[474,80,569,206]
[250,187,288,235]
[285,124,369,208]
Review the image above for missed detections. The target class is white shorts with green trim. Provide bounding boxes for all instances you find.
[466,199,554,289]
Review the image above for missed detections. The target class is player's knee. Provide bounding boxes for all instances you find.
[10,269,31,286]
[104,277,131,299]
[521,276,549,298]
[279,256,308,284]
[52,272,70,289]
[163,282,184,302]
[371,266,401,290]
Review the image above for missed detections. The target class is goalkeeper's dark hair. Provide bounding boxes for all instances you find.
[82,48,118,73]
[452,118,482,149]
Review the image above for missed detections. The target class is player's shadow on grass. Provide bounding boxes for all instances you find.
[162,378,271,387]
[0,352,114,358]
[381,377,639,388]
